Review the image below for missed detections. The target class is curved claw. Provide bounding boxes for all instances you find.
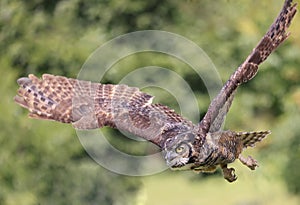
[221,164,237,183]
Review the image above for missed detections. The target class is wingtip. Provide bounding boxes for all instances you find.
[17,77,31,86]
[261,130,271,137]
[14,95,28,109]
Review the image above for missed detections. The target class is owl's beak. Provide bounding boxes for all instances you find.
[164,151,189,168]
[164,151,176,167]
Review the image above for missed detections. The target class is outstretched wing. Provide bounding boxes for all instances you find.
[14,74,194,147]
[199,0,297,133]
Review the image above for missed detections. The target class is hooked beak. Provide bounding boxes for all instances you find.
[164,151,188,168]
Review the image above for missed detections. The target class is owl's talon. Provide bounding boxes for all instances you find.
[239,155,258,170]
[221,164,237,182]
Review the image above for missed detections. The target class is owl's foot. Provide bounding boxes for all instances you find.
[221,164,237,182]
[239,155,258,170]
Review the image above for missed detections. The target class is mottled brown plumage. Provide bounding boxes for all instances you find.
[14,0,297,182]
[15,74,194,146]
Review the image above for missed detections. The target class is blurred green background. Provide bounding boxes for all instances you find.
[1,0,300,204]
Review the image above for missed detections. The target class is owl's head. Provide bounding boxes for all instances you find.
[163,132,196,169]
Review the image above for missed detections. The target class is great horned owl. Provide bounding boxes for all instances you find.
[14,0,297,182]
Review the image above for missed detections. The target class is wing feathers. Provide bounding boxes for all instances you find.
[199,0,297,133]
[15,74,194,147]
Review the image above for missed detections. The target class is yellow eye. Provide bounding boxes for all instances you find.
[175,146,185,153]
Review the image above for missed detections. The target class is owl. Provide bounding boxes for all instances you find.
[14,0,297,182]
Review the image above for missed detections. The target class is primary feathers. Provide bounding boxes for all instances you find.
[14,0,297,182]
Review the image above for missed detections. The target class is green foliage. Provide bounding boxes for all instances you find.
[1,0,300,204]
[0,65,140,204]
[285,119,300,194]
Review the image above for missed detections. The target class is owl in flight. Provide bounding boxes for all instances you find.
[15,0,297,182]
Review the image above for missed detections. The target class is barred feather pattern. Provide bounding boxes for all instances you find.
[14,74,194,146]
[200,0,297,134]
[14,0,297,183]
[237,130,271,148]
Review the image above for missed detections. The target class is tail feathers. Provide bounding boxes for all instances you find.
[237,130,271,148]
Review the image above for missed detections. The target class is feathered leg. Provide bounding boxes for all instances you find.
[239,155,258,170]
